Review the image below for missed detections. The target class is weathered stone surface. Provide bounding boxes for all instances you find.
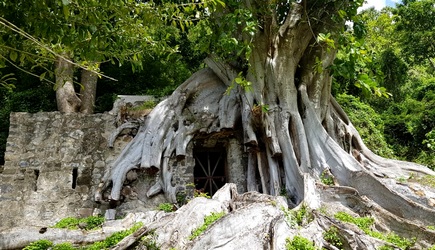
[0,111,162,231]
[0,109,247,232]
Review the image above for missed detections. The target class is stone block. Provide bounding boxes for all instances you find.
[105,209,116,220]
[78,208,94,218]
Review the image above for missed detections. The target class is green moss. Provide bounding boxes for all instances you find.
[53,216,105,230]
[334,211,415,249]
[378,245,395,250]
[334,211,374,230]
[285,235,317,250]
[86,222,143,249]
[26,222,143,250]
[52,242,75,250]
[129,100,156,110]
[23,240,53,250]
[189,211,225,240]
[415,175,435,188]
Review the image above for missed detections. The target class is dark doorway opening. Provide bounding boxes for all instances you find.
[194,149,226,196]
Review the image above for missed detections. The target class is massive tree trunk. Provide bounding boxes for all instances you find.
[54,56,99,114]
[54,56,81,113]
[96,1,435,248]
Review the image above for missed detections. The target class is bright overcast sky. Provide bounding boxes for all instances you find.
[360,0,401,11]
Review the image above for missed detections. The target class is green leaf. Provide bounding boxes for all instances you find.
[338,9,347,19]
[61,0,70,6]
[63,5,70,19]
[9,51,17,62]
[39,72,47,82]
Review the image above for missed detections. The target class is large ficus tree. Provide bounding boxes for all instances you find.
[0,0,175,113]
[95,0,435,248]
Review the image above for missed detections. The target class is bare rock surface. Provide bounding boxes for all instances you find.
[5,183,435,250]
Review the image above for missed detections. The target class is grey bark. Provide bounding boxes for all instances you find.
[55,56,81,113]
[95,1,435,248]
[79,68,98,114]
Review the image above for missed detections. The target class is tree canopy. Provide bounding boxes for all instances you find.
[1,1,435,248]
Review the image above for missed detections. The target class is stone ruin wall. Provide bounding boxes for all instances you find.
[0,100,246,231]
[0,112,122,230]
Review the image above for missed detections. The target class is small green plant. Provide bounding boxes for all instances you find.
[158,203,174,212]
[189,211,225,240]
[396,176,408,183]
[130,100,156,110]
[23,240,53,250]
[416,175,435,188]
[282,204,313,228]
[53,217,80,230]
[52,242,75,250]
[333,211,415,249]
[323,226,343,249]
[318,205,329,215]
[282,207,298,228]
[428,225,435,230]
[334,211,374,231]
[176,191,187,205]
[193,189,211,198]
[384,233,415,250]
[320,170,334,185]
[53,216,105,230]
[285,235,317,250]
[378,245,394,250]
[87,222,143,250]
[141,230,160,250]
[225,72,253,95]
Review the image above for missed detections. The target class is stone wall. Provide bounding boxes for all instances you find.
[0,104,247,231]
[0,112,168,231]
[0,112,114,230]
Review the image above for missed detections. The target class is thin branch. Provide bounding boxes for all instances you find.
[0,44,54,61]
[0,17,118,81]
[0,54,56,85]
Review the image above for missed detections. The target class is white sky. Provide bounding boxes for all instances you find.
[360,0,401,11]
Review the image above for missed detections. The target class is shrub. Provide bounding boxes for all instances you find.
[336,94,395,158]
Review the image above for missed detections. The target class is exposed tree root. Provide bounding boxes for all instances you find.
[94,1,435,248]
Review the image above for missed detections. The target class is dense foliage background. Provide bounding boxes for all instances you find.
[0,0,434,169]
